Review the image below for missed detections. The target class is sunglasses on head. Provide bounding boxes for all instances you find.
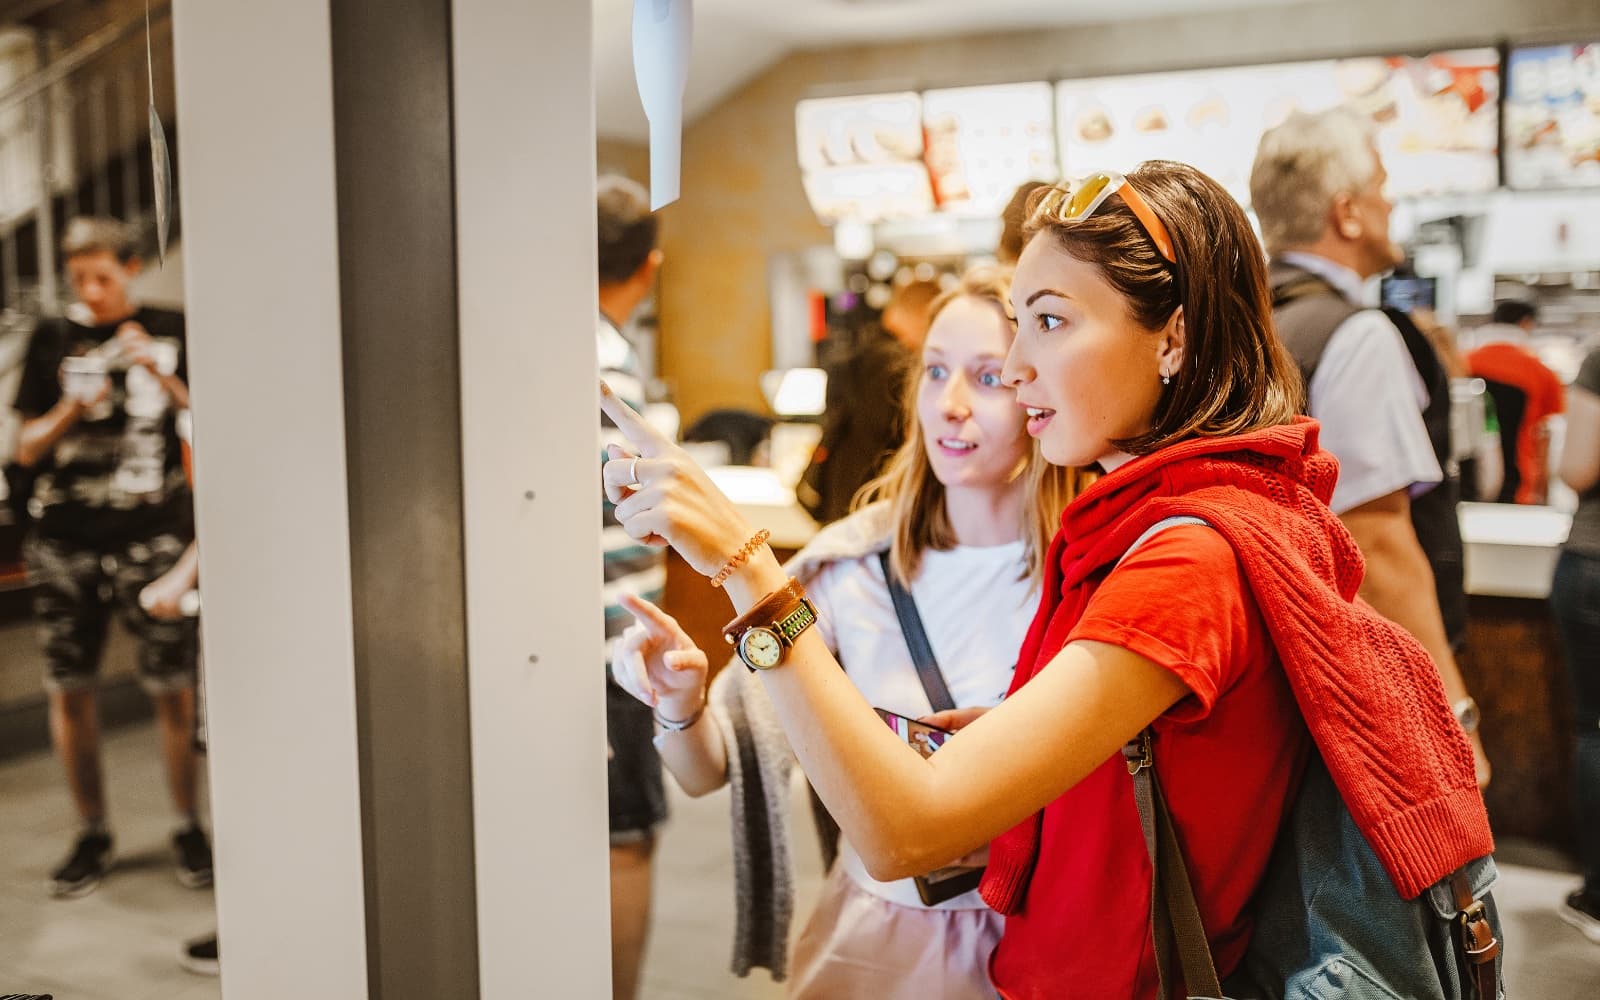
[1039,171,1177,266]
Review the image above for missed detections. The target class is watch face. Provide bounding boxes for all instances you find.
[739,627,784,670]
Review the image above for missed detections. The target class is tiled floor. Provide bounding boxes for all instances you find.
[1,721,1597,998]
[0,724,218,1000]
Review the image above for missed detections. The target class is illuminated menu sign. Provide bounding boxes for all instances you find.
[1056,49,1500,205]
[795,92,934,223]
[921,82,1059,217]
[795,49,1503,225]
[1505,42,1600,190]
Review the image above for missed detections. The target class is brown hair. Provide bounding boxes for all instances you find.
[61,216,139,264]
[998,180,1050,264]
[596,174,659,285]
[856,265,1090,586]
[1025,161,1302,454]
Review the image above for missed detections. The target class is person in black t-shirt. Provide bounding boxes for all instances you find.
[11,217,211,899]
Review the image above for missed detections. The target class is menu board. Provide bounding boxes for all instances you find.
[796,92,934,223]
[1505,43,1600,190]
[1055,49,1500,205]
[921,82,1059,217]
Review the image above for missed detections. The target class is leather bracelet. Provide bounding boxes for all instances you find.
[653,698,706,733]
[722,577,807,646]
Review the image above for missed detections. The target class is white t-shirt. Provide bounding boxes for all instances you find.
[1280,252,1443,514]
[806,540,1037,910]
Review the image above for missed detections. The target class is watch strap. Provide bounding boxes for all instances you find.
[722,577,807,647]
[773,597,818,643]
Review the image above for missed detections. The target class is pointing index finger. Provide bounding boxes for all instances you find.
[599,380,667,458]
[619,592,686,641]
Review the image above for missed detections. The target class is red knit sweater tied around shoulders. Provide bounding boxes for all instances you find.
[981,416,1493,916]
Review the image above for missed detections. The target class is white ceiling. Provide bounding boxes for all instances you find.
[593,0,1300,140]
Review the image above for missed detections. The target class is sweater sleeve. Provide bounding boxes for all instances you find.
[709,661,801,981]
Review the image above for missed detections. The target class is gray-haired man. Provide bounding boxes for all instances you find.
[1251,110,1488,785]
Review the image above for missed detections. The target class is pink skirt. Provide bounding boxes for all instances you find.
[787,866,1003,1000]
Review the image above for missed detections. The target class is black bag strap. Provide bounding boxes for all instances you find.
[1124,732,1224,1000]
[878,550,956,713]
[1114,516,1221,1000]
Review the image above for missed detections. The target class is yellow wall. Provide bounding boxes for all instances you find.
[656,0,1600,424]
[597,138,649,185]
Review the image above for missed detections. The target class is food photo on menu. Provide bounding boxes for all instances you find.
[795,91,936,222]
[921,81,1059,216]
[1505,41,1600,189]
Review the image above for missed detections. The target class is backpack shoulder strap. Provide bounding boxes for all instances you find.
[1116,515,1222,1000]
[877,550,956,714]
[1123,733,1223,1000]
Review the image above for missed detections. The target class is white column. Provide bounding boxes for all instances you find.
[170,2,369,998]
[452,1,612,998]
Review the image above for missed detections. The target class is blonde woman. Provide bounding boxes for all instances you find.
[611,267,1082,997]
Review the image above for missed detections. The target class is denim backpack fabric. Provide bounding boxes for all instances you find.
[1230,756,1504,1000]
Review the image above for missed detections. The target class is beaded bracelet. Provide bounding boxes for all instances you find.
[710,528,771,588]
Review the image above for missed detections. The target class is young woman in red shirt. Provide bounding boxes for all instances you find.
[600,160,1492,999]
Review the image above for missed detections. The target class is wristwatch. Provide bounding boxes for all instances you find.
[723,577,818,672]
[1453,697,1481,736]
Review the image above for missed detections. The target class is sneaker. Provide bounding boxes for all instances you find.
[180,933,219,976]
[48,830,114,898]
[173,824,213,889]
[1559,889,1600,944]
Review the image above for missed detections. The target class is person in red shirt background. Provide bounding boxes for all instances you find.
[598,161,1490,999]
[1467,300,1565,505]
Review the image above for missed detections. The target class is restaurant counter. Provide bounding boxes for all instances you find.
[1458,502,1575,851]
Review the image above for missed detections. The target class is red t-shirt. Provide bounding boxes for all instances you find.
[989,526,1311,1000]
[1467,342,1565,504]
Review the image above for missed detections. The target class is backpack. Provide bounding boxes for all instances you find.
[1118,517,1503,1000]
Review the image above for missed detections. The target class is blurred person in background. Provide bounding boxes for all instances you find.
[802,278,940,525]
[595,174,669,1000]
[612,267,1082,998]
[1407,306,1470,380]
[12,217,209,899]
[1551,343,1600,945]
[1466,300,1565,505]
[997,180,1050,265]
[1251,110,1489,786]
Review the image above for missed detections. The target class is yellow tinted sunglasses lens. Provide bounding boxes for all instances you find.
[1066,173,1115,218]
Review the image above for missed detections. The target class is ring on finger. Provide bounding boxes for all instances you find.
[628,455,641,487]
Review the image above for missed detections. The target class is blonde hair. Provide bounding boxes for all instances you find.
[854,265,1090,587]
[1249,108,1379,255]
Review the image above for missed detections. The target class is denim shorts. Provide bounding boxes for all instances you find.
[607,678,667,843]
[25,531,198,694]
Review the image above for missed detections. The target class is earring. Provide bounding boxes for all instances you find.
[1161,374,1171,386]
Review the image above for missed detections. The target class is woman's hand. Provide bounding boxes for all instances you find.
[612,593,710,721]
[919,706,991,732]
[600,381,758,578]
